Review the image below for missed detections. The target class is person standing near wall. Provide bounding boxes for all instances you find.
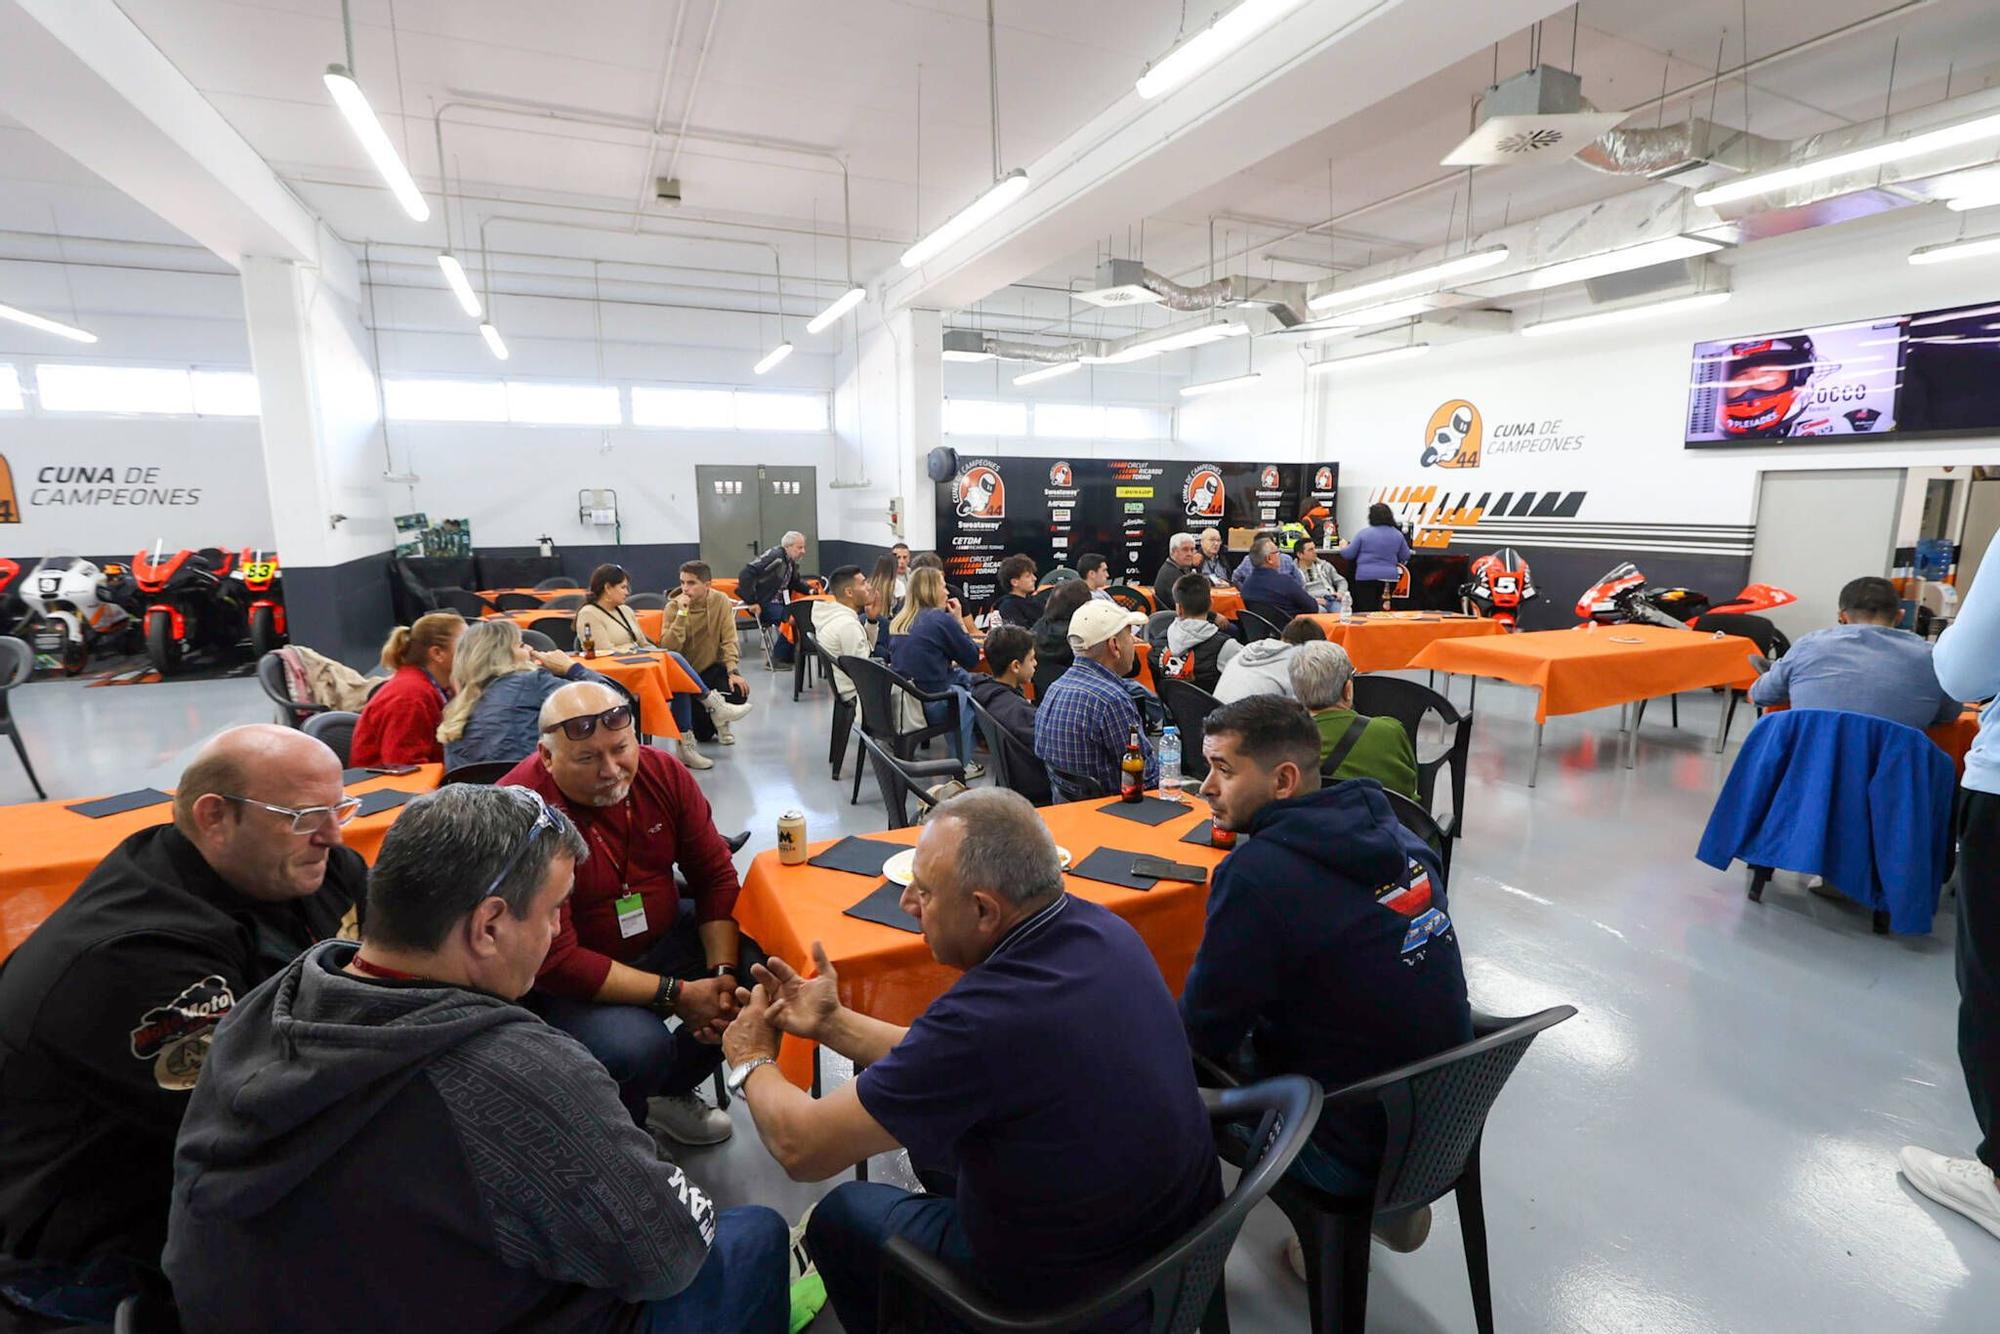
[1338,505,1413,613]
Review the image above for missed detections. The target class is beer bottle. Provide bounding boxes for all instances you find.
[1119,725,1145,803]
[581,622,596,660]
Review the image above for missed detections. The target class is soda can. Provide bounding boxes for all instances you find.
[777,810,808,865]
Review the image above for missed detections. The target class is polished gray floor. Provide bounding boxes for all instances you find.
[4,661,1995,1331]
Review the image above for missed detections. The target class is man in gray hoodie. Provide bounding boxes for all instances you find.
[1213,617,1327,705]
[163,784,788,1334]
[1150,573,1243,694]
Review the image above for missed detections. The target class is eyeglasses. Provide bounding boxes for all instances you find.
[221,794,364,836]
[539,703,635,741]
[483,790,560,901]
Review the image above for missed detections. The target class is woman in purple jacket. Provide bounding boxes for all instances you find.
[1338,504,1413,612]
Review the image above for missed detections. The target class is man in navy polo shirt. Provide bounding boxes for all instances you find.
[719,788,1219,1332]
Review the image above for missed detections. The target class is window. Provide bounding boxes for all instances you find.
[189,370,261,417]
[1031,402,1169,440]
[36,364,194,415]
[734,391,828,432]
[631,387,737,429]
[504,380,621,426]
[0,365,20,412]
[383,378,507,422]
[943,398,1027,437]
[1098,405,1166,440]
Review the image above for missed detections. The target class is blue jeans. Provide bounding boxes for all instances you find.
[924,685,978,766]
[762,600,794,663]
[638,1206,790,1334]
[807,1182,974,1334]
[663,650,706,733]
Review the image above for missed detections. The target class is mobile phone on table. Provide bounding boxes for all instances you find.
[1130,855,1207,883]
[366,764,421,776]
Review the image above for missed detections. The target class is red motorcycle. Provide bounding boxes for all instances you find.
[1577,561,1796,628]
[236,550,288,656]
[1462,548,1538,630]
[133,544,253,675]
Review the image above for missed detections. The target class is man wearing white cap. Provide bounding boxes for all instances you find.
[1032,600,1160,797]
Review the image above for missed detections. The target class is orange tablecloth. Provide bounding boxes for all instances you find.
[733,794,1227,1088]
[1300,612,1506,674]
[0,765,445,963]
[1410,624,1761,723]
[1208,586,1242,620]
[477,586,576,604]
[502,607,668,644]
[1932,706,1981,775]
[587,651,702,740]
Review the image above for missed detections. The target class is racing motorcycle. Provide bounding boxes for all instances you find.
[133,543,253,675]
[1462,548,1538,630]
[13,554,145,674]
[0,558,21,637]
[235,550,288,656]
[1577,561,1797,628]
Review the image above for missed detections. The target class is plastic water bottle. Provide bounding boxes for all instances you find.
[1337,587,1353,622]
[1158,726,1183,803]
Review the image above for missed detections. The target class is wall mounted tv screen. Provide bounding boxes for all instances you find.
[1684,299,2000,447]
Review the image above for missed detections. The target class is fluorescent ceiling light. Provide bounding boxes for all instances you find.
[1013,361,1083,386]
[1136,0,1310,100]
[1947,194,2000,213]
[1694,109,2000,207]
[754,342,794,375]
[323,64,430,222]
[1910,234,2000,266]
[1181,372,1262,398]
[806,286,867,334]
[941,349,995,363]
[1307,344,1431,375]
[478,323,509,361]
[1524,236,1723,290]
[0,300,96,343]
[1307,246,1509,312]
[436,253,482,318]
[1300,324,1359,343]
[1093,320,1248,365]
[901,169,1029,268]
[1311,295,1440,328]
[1934,165,2000,211]
[1520,290,1732,337]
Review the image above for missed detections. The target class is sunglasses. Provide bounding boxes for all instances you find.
[482,790,560,901]
[539,703,635,741]
[222,794,364,836]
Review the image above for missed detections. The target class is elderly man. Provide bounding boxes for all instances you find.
[1749,575,1959,730]
[1239,536,1319,625]
[1033,600,1160,797]
[164,784,790,1334]
[741,531,810,666]
[0,726,365,1324]
[1197,528,1231,583]
[1152,532,1204,610]
[720,788,1220,1333]
[1290,642,1418,798]
[500,681,755,1149]
[812,564,876,705]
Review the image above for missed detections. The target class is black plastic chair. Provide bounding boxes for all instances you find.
[1106,583,1153,616]
[968,695,1052,804]
[0,636,46,800]
[1349,675,1471,880]
[257,650,327,729]
[1157,677,1222,782]
[628,592,667,610]
[442,760,516,786]
[543,592,587,611]
[302,710,359,766]
[1382,788,1449,865]
[493,591,545,612]
[1216,1007,1576,1334]
[840,656,960,806]
[1691,612,1792,744]
[857,732,966,831]
[1047,764,1109,804]
[525,616,577,651]
[433,587,497,619]
[534,576,583,591]
[816,639,858,781]
[881,1075,1321,1334]
[1236,609,1283,643]
[790,601,830,701]
[519,629,558,652]
[1244,602,1295,636]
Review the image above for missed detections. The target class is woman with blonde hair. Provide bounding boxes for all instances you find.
[436,619,610,771]
[350,612,464,767]
[889,566,983,778]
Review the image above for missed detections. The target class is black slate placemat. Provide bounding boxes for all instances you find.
[1065,846,1161,892]
[353,788,420,818]
[66,788,172,818]
[340,767,374,784]
[842,880,921,934]
[808,836,904,878]
[1096,795,1195,827]
[1180,819,1225,847]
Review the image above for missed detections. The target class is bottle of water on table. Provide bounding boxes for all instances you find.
[1159,725,1182,803]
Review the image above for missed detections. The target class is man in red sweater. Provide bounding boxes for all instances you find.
[500,680,756,1148]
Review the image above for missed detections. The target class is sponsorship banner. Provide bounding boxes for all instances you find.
[936,455,1338,609]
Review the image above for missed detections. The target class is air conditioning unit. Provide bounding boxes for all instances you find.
[1443,66,1625,167]
[1072,258,1164,309]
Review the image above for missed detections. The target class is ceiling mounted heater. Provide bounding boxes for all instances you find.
[1072,258,1165,309]
[1443,67,1624,167]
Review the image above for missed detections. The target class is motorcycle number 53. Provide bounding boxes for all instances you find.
[242,561,277,582]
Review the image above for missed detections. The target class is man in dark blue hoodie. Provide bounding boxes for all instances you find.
[1182,696,1470,1263]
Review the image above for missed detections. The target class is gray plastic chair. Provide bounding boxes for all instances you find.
[302,710,360,767]
[0,637,46,799]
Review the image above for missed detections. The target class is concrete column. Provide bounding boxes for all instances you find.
[828,305,941,558]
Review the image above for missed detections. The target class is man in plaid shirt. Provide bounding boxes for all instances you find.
[1033,601,1161,796]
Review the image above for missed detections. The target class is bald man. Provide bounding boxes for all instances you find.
[499,682,757,1150]
[0,725,366,1324]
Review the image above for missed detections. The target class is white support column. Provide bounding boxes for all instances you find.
[830,306,941,554]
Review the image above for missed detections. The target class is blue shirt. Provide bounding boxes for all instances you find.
[1749,624,1959,733]
[1338,525,1411,582]
[1229,551,1304,589]
[1032,657,1159,795]
[890,607,980,693]
[856,895,1220,1308]
[1936,526,2000,795]
[1240,565,1318,619]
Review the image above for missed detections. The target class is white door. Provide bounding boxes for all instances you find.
[1958,477,2000,607]
[1748,468,1903,641]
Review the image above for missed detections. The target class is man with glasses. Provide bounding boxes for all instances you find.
[164,783,791,1334]
[501,681,755,1150]
[0,725,365,1325]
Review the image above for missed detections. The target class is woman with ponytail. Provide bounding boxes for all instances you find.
[349,612,464,767]
[436,619,610,770]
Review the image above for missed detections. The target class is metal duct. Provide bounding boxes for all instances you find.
[947,331,1104,363]
[1574,119,1703,176]
[1140,269,1237,309]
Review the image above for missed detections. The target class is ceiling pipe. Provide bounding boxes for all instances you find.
[631,0,691,218]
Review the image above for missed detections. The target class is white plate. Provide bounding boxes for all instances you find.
[1608,634,1645,644]
[881,846,1070,886]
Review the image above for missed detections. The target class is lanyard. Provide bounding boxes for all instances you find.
[585,796,640,895]
[349,953,423,981]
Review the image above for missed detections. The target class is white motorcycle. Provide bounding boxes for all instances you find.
[16,554,145,675]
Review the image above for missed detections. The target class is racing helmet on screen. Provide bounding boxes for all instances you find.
[1721,335,1816,437]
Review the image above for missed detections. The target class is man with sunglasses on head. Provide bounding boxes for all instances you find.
[0,725,365,1326]
[500,681,755,1151]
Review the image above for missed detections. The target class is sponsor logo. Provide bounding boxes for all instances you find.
[130,974,235,1091]
[1259,465,1281,490]
[951,460,1005,518]
[1420,399,1483,469]
[1115,485,1155,499]
[1182,465,1225,518]
[0,455,17,523]
[1048,461,1072,487]
[1314,466,1334,491]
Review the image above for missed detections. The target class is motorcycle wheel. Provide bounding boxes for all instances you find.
[60,636,88,677]
[146,613,182,676]
[249,605,283,657]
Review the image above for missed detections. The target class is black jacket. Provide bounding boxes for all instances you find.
[993,592,1042,630]
[968,674,1050,803]
[0,826,364,1278]
[1153,558,1194,612]
[1031,612,1077,702]
[739,544,805,605]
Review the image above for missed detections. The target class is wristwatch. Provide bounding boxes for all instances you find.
[647,974,681,1018]
[725,1055,777,1095]
[712,963,739,980]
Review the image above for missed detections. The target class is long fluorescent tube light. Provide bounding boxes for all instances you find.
[806,286,867,334]
[0,301,96,343]
[1524,236,1724,290]
[323,64,431,222]
[1311,295,1440,328]
[1181,372,1262,398]
[1307,344,1431,374]
[754,342,795,374]
[1520,290,1731,338]
[436,253,482,318]
[1013,361,1083,386]
[901,169,1030,268]
[1094,320,1247,365]
[1948,194,2000,213]
[1910,235,2000,266]
[478,323,509,360]
[1307,246,1509,312]
[1694,109,2000,207]
[1136,0,1310,100]
[941,349,995,363]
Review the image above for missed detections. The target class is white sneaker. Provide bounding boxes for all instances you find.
[1900,1146,2000,1241]
[717,721,736,746]
[962,761,985,781]
[647,1092,733,1146]
[675,739,714,770]
[702,692,753,724]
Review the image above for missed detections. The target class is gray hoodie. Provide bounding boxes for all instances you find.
[1212,640,1302,705]
[164,940,713,1334]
